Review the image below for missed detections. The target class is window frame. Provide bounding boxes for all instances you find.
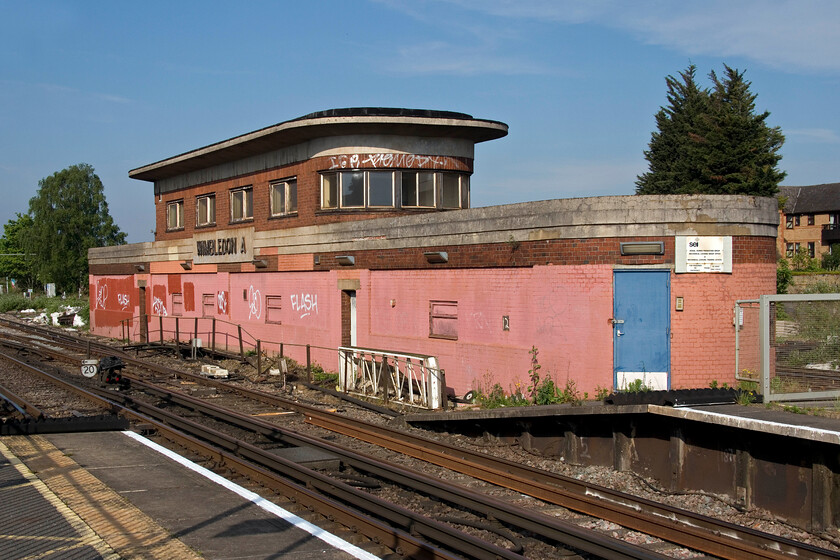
[808,242,816,258]
[230,186,253,223]
[196,194,216,228]
[202,293,215,317]
[807,214,815,226]
[171,293,183,316]
[166,199,184,231]
[785,243,794,258]
[429,300,458,340]
[270,178,298,217]
[266,295,282,324]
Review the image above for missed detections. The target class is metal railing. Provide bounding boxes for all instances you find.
[338,346,445,409]
[117,314,446,409]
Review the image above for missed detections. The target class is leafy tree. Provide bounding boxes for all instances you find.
[0,213,36,290]
[25,164,126,292]
[637,64,786,196]
[823,245,840,271]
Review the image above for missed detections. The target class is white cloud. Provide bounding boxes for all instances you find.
[785,128,840,143]
[424,0,840,74]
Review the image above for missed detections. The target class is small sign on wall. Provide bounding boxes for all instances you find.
[675,236,732,273]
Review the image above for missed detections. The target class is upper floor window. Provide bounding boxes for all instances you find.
[794,215,801,227]
[196,194,215,227]
[270,179,297,217]
[321,170,468,211]
[807,214,815,226]
[230,186,253,222]
[166,200,184,231]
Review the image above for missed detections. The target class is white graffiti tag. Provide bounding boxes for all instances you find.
[248,286,262,320]
[290,293,318,319]
[152,296,168,316]
[95,282,108,310]
[217,291,228,315]
[327,153,458,170]
[117,293,130,310]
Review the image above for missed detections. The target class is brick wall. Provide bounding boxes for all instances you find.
[154,154,473,242]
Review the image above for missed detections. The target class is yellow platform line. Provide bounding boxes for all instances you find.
[1,435,203,560]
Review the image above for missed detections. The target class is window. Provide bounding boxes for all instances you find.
[270,179,297,217]
[166,200,184,230]
[230,186,253,222]
[794,215,801,227]
[368,171,394,207]
[807,214,815,226]
[808,242,816,258]
[440,173,465,209]
[402,171,435,207]
[786,216,794,229]
[429,300,458,340]
[342,171,365,208]
[196,194,215,227]
[266,296,282,324]
[320,170,469,210]
[786,243,794,257]
[172,293,183,316]
[322,173,339,209]
[202,294,215,317]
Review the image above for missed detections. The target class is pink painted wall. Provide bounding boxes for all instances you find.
[89,261,774,397]
[363,265,615,397]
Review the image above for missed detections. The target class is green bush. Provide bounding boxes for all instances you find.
[776,259,792,294]
[822,245,840,271]
[0,293,89,326]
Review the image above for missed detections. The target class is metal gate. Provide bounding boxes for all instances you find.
[755,293,840,402]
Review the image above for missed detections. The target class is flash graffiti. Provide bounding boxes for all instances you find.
[217,291,228,315]
[248,286,262,320]
[152,296,168,316]
[291,293,318,319]
[117,294,130,310]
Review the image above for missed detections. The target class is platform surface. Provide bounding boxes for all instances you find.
[0,431,378,560]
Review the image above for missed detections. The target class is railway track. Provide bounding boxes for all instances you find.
[2,315,840,559]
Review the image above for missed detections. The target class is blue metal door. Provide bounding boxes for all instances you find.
[613,270,670,390]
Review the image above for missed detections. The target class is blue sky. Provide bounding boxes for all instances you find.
[2,0,839,243]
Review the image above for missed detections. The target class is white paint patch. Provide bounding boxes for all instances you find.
[122,431,379,560]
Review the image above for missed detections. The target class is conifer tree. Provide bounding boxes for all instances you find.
[636,65,785,196]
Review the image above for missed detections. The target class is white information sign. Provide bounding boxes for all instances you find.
[676,236,732,273]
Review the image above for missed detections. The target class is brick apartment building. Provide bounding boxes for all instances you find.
[777,183,840,259]
[88,108,779,399]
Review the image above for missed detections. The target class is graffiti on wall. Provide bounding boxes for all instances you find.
[117,293,130,310]
[327,153,461,171]
[95,281,108,310]
[248,286,262,320]
[290,293,318,319]
[217,291,228,315]
[153,296,168,316]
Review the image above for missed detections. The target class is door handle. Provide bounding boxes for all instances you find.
[616,330,624,337]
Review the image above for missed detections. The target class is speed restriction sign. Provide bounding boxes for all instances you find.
[81,359,99,378]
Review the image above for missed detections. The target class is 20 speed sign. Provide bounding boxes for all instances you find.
[80,359,99,378]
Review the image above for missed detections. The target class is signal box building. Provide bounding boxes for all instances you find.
[88,108,778,399]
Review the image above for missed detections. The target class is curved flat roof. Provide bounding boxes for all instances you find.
[130,108,508,182]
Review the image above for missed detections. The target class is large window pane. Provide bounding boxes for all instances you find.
[368,172,394,207]
[322,173,338,208]
[197,195,215,226]
[441,174,460,208]
[270,184,284,216]
[401,172,417,206]
[287,180,297,212]
[418,172,435,207]
[342,171,365,207]
[230,187,252,221]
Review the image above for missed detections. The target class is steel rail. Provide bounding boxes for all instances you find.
[0,348,463,560]
[4,318,839,560]
[132,378,669,560]
[0,381,45,419]
[94,386,527,560]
